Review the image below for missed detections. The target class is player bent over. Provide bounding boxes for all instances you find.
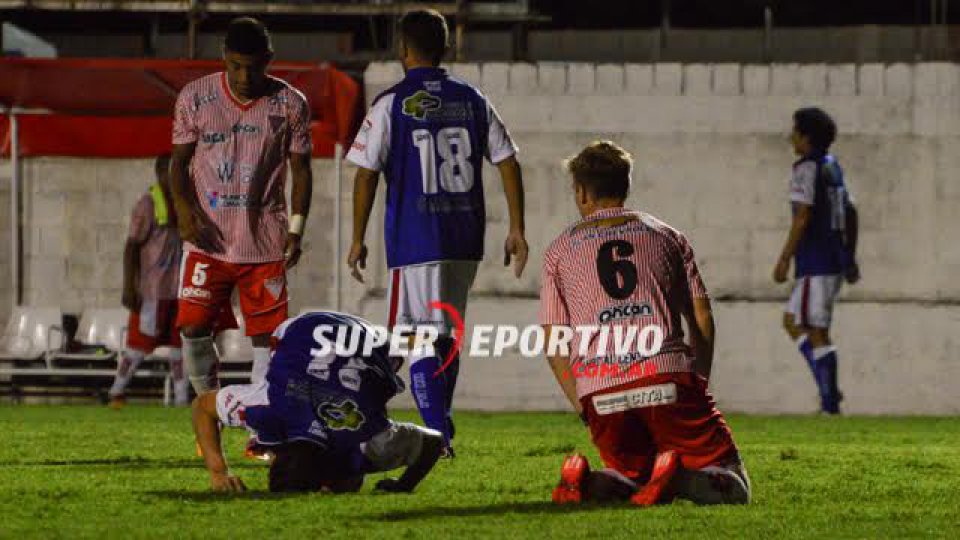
[192,311,443,493]
[170,17,313,397]
[109,155,192,407]
[773,107,859,415]
[540,141,750,506]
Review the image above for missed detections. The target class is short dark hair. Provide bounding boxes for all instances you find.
[225,17,272,55]
[793,107,837,151]
[268,441,328,492]
[398,9,449,65]
[154,154,171,178]
[564,140,633,201]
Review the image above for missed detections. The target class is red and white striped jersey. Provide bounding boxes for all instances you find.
[172,72,311,263]
[539,207,709,399]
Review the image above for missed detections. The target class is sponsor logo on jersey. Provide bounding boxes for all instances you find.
[269,94,289,106]
[598,302,653,324]
[216,162,234,183]
[231,123,260,134]
[193,93,217,111]
[205,191,250,209]
[307,420,329,439]
[402,90,442,120]
[202,132,227,144]
[181,286,212,300]
[316,399,365,431]
[424,80,442,92]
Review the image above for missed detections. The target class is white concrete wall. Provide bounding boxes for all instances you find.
[1,61,958,414]
[360,61,960,415]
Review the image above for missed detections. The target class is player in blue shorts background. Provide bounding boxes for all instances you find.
[346,9,527,455]
[773,107,860,415]
[192,311,443,493]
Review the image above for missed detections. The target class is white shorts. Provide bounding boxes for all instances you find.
[387,260,478,335]
[786,274,843,329]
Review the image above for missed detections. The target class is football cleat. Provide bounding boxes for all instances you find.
[631,450,679,506]
[243,438,273,461]
[107,396,126,410]
[440,445,456,459]
[552,453,591,504]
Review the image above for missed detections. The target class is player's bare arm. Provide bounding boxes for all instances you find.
[191,391,246,493]
[542,325,582,415]
[347,166,379,282]
[286,151,313,269]
[121,237,143,312]
[170,142,224,253]
[773,203,812,283]
[497,155,529,278]
[845,202,860,283]
[375,428,443,493]
[685,297,716,380]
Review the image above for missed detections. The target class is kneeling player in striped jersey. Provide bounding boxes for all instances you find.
[540,141,750,506]
[192,311,443,493]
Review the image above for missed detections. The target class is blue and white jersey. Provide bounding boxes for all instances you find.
[216,311,404,452]
[346,67,518,268]
[789,153,854,277]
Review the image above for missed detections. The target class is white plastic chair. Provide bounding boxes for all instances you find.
[0,307,63,362]
[48,308,128,364]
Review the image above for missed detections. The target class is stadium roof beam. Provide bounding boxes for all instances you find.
[0,1,548,22]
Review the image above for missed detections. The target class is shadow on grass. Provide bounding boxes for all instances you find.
[0,456,264,470]
[375,501,626,521]
[144,490,303,502]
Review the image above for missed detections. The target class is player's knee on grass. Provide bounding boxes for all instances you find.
[363,422,439,472]
[584,469,638,502]
[673,463,751,505]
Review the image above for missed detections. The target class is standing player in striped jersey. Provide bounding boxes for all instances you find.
[773,107,859,415]
[170,17,313,397]
[540,141,750,506]
[346,9,527,456]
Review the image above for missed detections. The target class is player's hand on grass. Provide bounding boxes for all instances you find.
[504,230,529,278]
[375,478,413,493]
[285,233,303,269]
[210,472,246,493]
[347,242,368,283]
[845,261,861,284]
[772,256,790,283]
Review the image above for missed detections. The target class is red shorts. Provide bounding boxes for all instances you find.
[127,299,180,352]
[581,372,739,482]
[176,251,288,337]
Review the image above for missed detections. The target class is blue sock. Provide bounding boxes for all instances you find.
[410,354,451,444]
[795,336,818,379]
[813,347,840,414]
[435,337,460,441]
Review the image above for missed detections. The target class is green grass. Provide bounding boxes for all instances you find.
[0,407,957,539]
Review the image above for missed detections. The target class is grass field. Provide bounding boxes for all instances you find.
[0,406,957,539]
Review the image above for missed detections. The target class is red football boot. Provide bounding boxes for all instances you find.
[631,450,679,506]
[552,453,591,504]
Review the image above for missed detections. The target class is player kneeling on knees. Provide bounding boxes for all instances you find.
[191,311,443,493]
[541,141,750,506]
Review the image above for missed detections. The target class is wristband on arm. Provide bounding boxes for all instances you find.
[289,214,305,236]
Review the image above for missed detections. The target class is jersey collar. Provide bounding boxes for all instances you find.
[220,72,261,111]
[583,206,629,221]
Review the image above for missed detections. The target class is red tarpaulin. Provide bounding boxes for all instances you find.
[0,57,360,158]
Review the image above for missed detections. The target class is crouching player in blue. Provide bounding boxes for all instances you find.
[192,311,443,493]
[773,107,860,415]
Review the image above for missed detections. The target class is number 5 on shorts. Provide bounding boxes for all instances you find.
[192,263,209,287]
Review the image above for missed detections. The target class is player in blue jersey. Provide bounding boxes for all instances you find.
[191,311,443,493]
[346,9,527,455]
[773,107,860,415]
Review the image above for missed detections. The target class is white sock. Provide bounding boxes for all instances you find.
[109,349,146,398]
[181,333,219,394]
[813,345,836,360]
[251,347,270,384]
[168,349,190,405]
